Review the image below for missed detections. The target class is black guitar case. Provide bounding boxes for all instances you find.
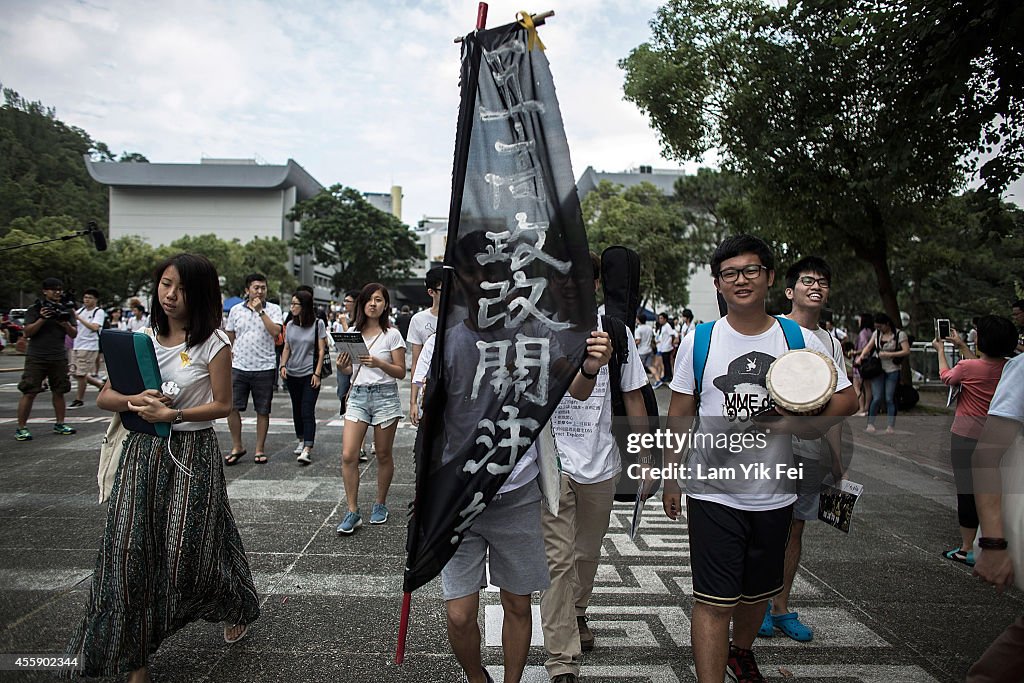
[601,246,662,502]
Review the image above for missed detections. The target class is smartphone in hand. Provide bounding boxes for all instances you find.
[936,318,951,340]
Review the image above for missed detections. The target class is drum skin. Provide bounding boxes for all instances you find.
[767,349,837,416]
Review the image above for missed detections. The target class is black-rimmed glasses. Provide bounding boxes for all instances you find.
[717,265,768,283]
[797,275,830,288]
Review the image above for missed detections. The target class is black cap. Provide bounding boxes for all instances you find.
[42,277,64,290]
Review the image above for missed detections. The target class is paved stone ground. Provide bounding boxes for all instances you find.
[0,348,1021,682]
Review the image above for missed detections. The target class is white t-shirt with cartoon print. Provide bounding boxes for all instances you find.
[407,309,438,347]
[669,317,851,511]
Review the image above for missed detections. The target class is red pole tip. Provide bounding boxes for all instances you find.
[476,2,488,30]
[395,591,413,665]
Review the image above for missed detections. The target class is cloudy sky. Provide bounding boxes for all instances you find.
[0,0,709,223]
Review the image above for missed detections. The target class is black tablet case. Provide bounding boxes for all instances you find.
[99,329,170,437]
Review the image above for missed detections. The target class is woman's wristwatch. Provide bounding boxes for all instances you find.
[173,409,184,424]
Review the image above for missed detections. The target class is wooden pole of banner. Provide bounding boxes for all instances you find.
[454,9,554,42]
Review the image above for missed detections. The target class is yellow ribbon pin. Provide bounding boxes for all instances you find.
[180,351,192,368]
[518,11,545,52]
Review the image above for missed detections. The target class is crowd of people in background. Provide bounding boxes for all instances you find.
[6,256,1024,682]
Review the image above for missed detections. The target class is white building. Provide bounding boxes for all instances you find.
[83,156,336,301]
[576,165,721,323]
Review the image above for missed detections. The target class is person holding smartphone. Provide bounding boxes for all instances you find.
[933,315,1017,567]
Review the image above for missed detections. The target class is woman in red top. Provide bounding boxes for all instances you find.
[934,315,1018,565]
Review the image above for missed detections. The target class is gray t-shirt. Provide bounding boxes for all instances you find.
[284,319,327,377]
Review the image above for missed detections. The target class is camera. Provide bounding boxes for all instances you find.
[40,299,76,323]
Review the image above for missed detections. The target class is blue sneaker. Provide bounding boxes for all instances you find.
[336,510,362,535]
[15,427,32,441]
[370,502,389,524]
[53,423,76,436]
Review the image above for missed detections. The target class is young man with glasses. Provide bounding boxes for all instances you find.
[15,277,78,441]
[754,257,848,644]
[662,236,856,682]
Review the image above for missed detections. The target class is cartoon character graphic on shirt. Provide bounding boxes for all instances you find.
[713,351,775,422]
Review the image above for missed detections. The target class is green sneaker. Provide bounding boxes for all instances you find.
[15,427,32,441]
[53,423,77,436]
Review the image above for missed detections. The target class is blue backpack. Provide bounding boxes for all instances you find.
[692,315,805,399]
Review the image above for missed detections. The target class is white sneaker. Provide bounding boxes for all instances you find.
[293,440,304,455]
[296,448,312,465]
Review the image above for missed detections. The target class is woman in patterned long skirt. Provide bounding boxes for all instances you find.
[66,253,260,681]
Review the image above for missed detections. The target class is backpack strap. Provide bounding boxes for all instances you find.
[692,321,716,397]
[774,315,806,350]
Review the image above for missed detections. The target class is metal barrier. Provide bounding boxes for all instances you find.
[908,342,969,384]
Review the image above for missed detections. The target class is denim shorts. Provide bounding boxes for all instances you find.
[345,383,403,426]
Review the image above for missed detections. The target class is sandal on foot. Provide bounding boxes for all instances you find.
[943,547,975,566]
[772,611,814,642]
[254,454,268,464]
[224,450,246,466]
[224,622,249,643]
[757,604,775,638]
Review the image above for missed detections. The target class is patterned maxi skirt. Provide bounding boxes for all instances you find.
[65,428,260,677]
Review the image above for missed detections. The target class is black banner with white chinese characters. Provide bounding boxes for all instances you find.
[403,20,594,593]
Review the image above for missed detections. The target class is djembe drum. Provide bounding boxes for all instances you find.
[766,349,838,416]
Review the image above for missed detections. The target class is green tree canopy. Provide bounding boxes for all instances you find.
[582,180,691,309]
[287,184,421,294]
[621,0,1022,326]
[156,234,297,301]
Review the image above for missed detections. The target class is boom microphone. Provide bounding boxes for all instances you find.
[87,222,108,252]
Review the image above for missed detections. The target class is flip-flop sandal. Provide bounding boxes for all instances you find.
[224,450,246,466]
[772,611,813,642]
[253,454,268,464]
[224,622,249,643]
[943,547,975,566]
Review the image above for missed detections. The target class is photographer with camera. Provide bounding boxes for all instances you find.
[15,277,78,441]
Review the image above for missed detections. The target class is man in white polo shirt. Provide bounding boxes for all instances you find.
[225,273,283,464]
[69,288,106,409]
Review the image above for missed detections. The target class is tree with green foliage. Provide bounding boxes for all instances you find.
[620,0,1022,326]
[582,180,691,309]
[287,185,421,294]
[156,234,296,301]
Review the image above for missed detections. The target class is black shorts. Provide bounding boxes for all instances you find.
[232,369,275,415]
[18,355,71,395]
[686,496,793,607]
